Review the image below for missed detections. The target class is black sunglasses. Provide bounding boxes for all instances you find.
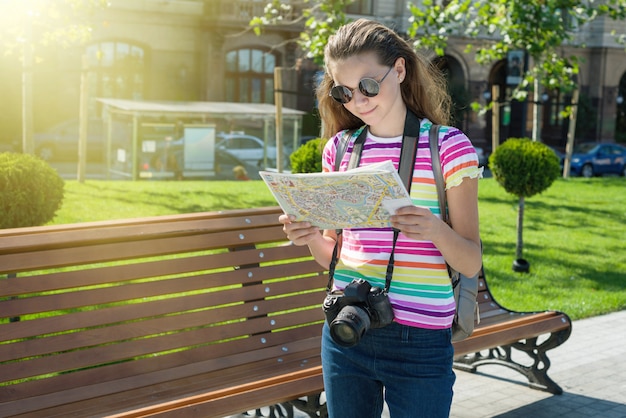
[329,67,394,104]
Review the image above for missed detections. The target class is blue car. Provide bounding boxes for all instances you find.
[568,142,626,177]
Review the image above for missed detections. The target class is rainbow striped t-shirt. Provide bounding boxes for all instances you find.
[321,119,483,330]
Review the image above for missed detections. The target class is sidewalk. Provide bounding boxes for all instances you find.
[450,310,626,417]
[230,310,626,418]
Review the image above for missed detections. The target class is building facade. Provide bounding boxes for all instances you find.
[2,0,625,152]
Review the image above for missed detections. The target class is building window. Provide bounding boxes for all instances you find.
[225,48,276,103]
[346,0,373,15]
[85,41,145,113]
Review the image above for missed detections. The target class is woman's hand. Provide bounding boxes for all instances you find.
[278,214,321,246]
[390,206,446,242]
[390,176,482,277]
[279,214,338,268]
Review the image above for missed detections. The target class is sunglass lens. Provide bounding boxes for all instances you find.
[359,78,380,97]
[330,86,352,104]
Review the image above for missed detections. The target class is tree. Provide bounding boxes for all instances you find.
[0,0,108,155]
[407,0,626,140]
[488,138,561,272]
[252,0,626,141]
[254,1,626,88]
[250,0,352,65]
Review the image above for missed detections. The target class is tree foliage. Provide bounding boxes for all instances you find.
[489,138,561,198]
[408,0,626,100]
[0,152,64,229]
[0,0,108,60]
[251,0,626,97]
[289,138,326,173]
[250,0,352,65]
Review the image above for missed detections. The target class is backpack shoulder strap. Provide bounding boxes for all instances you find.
[398,133,418,193]
[334,126,367,172]
[428,124,447,224]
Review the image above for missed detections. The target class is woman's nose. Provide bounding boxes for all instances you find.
[351,88,369,105]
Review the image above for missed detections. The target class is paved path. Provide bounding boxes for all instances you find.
[229,310,626,417]
[450,310,626,417]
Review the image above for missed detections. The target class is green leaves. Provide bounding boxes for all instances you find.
[249,0,626,100]
[289,138,326,173]
[0,0,108,59]
[299,9,350,64]
[408,0,626,96]
[0,153,64,229]
[250,0,352,65]
[489,138,561,199]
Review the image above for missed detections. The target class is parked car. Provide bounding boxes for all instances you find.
[32,119,105,162]
[214,148,260,179]
[547,146,565,171]
[548,146,565,160]
[216,133,277,167]
[567,142,626,177]
[32,118,129,162]
[139,136,257,180]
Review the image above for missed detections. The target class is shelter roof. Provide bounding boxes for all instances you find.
[98,99,306,118]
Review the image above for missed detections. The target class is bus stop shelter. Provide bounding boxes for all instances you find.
[98,98,305,180]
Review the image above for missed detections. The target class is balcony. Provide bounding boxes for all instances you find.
[206,0,298,25]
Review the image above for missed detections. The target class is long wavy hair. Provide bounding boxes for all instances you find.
[317,18,452,138]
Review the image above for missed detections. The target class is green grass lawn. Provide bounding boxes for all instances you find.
[52,176,626,320]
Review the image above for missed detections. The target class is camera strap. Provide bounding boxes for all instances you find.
[327,110,422,293]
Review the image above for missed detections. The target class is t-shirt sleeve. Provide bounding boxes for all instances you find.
[322,131,346,173]
[439,126,483,189]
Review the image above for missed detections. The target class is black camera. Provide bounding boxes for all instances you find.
[322,278,394,347]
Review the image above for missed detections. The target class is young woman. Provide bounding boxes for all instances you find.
[279,18,482,417]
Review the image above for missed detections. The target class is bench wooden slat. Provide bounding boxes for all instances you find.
[0,226,290,274]
[2,243,316,297]
[3,325,323,410]
[1,286,325,364]
[110,366,326,418]
[2,343,323,417]
[2,303,324,382]
[1,267,324,342]
[2,328,322,403]
[0,207,284,252]
[17,363,325,418]
[454,312,570,356]
[1,261,324,318]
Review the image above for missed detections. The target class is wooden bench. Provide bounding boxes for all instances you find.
[0,206,572,418]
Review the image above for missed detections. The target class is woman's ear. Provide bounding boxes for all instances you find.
[395,57,406,83]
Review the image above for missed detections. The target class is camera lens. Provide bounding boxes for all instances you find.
[329,305,371,347]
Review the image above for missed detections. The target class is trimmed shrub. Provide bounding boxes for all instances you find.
[488,138,561,269]
[0,152,65,229]
[289,138,326,173]
[489,138,561,198]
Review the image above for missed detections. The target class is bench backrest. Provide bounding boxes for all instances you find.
[0,207,327,415]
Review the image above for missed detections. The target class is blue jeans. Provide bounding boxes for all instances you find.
[321,321,455,418]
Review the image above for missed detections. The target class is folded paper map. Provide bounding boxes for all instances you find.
[260,160,412,230]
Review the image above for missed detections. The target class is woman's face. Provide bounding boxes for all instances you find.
[328,53,406,137]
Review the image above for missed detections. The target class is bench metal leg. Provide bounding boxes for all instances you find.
[243,393,327,418]
[453,327,572,395]
[282,393,328,418]
[243,405,293,417]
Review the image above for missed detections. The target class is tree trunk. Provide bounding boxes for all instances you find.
[516,196,525,260]
[563,88,580,178]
